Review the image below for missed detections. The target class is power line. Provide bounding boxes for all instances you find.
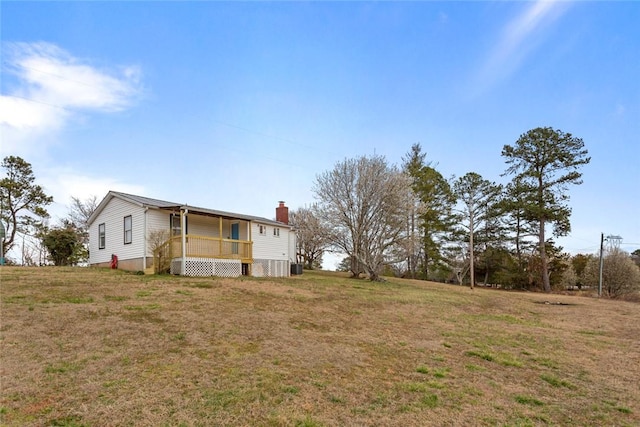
[5,61,121,89]
[1,93,71,111]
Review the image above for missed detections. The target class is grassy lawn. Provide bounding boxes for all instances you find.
[1,267,639,426]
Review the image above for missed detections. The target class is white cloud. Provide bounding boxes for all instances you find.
[471,0,571,96]
[0,42,145,225]
[0,42,142,158]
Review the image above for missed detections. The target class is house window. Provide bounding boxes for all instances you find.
[273,227,280,237]
[98,223,106,249]
[124,215,132,244]
[259,225,267,235]
[170,213,187,236]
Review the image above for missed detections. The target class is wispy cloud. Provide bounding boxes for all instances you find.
[0,42,146,225]
[471,0,571,97]
[1,42,142,157]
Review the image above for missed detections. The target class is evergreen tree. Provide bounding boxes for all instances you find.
[0,156,53,257]
[502,127,590,292]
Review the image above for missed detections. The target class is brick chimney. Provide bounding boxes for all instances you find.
[276,201,289,225]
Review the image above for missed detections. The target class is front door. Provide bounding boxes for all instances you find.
[231,223,239,254]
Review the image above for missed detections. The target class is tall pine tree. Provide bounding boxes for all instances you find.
[502,127,590,292]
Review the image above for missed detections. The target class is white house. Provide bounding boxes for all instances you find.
[88,191,296,277]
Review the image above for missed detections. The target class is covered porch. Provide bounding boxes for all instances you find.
[154,235,253,276]
[152,207,254,277]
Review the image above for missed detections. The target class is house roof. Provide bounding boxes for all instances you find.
[88,191,292,228]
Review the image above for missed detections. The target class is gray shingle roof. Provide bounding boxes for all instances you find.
[104,191,289,227]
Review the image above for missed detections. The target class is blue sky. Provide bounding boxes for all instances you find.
[1,1,638,267]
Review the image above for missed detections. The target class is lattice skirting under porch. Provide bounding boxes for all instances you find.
[171,258,242,277]
[252,259,290,278]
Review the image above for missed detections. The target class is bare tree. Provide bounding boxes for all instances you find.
[148,229,170,273]
[289,206,329,269]
[67,196,98,244]
[314,155,411,281]
[64,195,98,264]
[584,249,640,298]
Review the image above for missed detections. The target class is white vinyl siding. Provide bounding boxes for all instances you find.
[98,223,105,249]
[187,214,211,237]
[124,215,132,244]
[89,197,146,265]
[146,209,172,257]
[252,223,291,261]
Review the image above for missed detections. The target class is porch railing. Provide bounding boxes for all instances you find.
[153,235,252,273]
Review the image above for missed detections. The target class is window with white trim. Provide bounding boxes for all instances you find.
[273,227,280,237]
[124,215,132,244]
[170,213,187,236]
[259,225,267,235]
[99,223,106,249]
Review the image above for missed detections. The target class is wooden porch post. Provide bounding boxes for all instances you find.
[219,217,223,256]
[248,221,252,275]
[181,208,188,275]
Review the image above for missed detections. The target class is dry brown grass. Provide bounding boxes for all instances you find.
[1,267,639,426]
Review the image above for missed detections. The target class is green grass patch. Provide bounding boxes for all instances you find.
[49,415,85,426]
[329,395,345,404]
[465,350,495,362]
[514,395,544,406]
[190,282,214,289]
[420,393,439,408]
[427,380,446,389]
[531,356,559,369]
[172,332,186,341]
[282,385,299,394]
[124,303,160,310]
[404,382,428,393]
[65,296,94,304]
[103,378,128,388]
[433,368,449,378]
[295,416,323,427]
[45,361,81,374]
[416,365,429,374]
[540,373,576,389]
[104,295,128,301]
[3,295,29,304]
[498,353,523,367]
[603,400,633,414]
